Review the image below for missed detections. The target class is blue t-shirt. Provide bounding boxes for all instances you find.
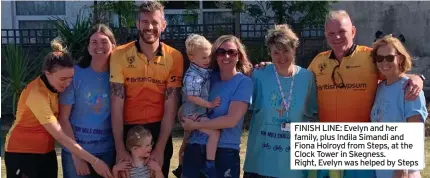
[243,64,318,178]
[187,71,253,150]
[60,65,114,154]
[371,76,427,178]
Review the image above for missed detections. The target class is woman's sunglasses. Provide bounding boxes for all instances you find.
[374,54,398,63]
[215,48,238,57]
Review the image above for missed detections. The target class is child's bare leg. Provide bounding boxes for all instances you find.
[199,128,219,160]
[197,117,220,160]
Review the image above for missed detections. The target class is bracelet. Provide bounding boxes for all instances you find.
[93,157,99,165]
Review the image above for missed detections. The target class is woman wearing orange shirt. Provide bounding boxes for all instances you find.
[4,40,113,178]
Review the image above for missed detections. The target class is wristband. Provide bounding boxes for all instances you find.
[419,74,426,81]
[93,157,99,165]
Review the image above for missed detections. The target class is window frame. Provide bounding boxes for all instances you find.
[14,1,67,29]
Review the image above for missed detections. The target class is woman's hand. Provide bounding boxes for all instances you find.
[181,115,198,131]
[91,158,113,178]
[73,155,91,176]
[254,61,272,69]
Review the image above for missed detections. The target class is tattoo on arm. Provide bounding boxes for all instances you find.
[165,87,179,100]
[110,82,125,99]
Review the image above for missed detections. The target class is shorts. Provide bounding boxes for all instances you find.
[5,151,58,178]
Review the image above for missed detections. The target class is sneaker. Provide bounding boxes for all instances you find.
[201,161,217,178]
[172,165,182,178]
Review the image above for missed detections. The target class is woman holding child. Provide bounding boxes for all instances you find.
[243,24,318,178]
[181,35,254,178]
[370,35,427,178]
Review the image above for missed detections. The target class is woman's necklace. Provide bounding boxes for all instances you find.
[273,65,295,120]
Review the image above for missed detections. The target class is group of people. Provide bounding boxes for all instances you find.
[3,1,427,178]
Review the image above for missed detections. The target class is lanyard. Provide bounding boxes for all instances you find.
[273,65,295,119]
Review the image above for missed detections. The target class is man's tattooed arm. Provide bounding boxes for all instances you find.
[110,82,127,157]
[165,87,180,100]
[111,82,125,99]
[155,87,180,158]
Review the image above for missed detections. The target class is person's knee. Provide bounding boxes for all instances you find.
[208,129,220,138]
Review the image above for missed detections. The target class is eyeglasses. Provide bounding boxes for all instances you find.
[331,65,345,88]
[374,54,398,63]
[215,48,238,57]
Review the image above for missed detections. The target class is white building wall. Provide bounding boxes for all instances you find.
[2,1,14,29]
[331,1,430,57]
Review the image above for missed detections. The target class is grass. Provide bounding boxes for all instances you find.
[1,130,429,178]
[0,127,249,178]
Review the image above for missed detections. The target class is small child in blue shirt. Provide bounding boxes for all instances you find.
[173,34,220,178]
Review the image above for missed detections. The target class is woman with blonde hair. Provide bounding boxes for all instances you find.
[181,35,254,178]
[4,39,113,178]
[243,24,318,178]
[370,35,427,178]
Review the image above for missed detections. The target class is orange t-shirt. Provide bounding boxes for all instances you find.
[110,41,184,125]
[308,45,380,122]
[5,75,59,154]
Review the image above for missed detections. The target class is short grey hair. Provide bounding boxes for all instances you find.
[325,10,351,26]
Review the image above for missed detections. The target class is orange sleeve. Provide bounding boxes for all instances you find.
[109,49,125,84]
[167,50,184,88]
[26,89,57,124]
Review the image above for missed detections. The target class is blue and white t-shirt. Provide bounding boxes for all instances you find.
[243,64,318,178]
[60,65,113,154]
[371,76,427,178]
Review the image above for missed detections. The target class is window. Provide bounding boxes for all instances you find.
[17,20,61,44]
[19,20,58,29]
[203,1,219,9]
[301,25,324,37]
[164,1,198,9]
[165,14,198,25]
[16,1,66,15]
[203,12,233,24]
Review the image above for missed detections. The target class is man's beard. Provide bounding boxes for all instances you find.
[139,30,159,44]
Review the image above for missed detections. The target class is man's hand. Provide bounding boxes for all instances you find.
[254,61,272,69]
[404,74,423,100]
[150,147,164,168]
[72,156,91,176]
[113,160,132,178]
[115,148,132,178]
[148,159,162,172]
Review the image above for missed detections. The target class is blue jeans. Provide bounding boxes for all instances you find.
[61,149,115,178]
[182,143,240,178]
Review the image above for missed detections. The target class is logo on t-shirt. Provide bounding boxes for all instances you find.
[318,62,327,75]
[127,56,136,68]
